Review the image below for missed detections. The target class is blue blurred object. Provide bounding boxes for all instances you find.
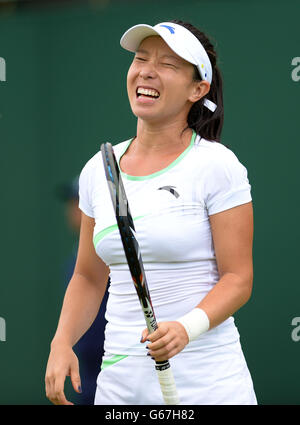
[56,175,80,201]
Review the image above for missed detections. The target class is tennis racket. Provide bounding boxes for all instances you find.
[101,142,180,405]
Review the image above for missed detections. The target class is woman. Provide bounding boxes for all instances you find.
[45,20,257,405]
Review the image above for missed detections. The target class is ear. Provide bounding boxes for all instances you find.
[189,80,211,104]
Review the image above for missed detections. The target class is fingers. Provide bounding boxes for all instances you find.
[45,347,80,405]
[140,328,149,343]
[45,372,74,405]
[148,339,180,361]
[152,348,179,361]
[145,321,189,361]
[54,375,74,405]
[70,361,82,394]
[147,322,172,347]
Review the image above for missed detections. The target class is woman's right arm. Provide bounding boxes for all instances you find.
[45,212,110,405]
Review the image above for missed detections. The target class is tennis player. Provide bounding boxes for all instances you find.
[45,20,257,405]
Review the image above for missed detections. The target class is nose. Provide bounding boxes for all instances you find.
[139,61,157,80]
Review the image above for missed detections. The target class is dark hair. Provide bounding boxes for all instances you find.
[170,20,224,142]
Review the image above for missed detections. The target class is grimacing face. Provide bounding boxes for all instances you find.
[126,36,208,126]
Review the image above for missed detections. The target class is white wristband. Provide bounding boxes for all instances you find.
[177,308,210,342]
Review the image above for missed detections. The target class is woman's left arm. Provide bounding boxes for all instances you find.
[196,201,253,328]
[143,201,254,361]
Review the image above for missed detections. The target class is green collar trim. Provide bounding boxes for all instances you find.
[118,130,196,181]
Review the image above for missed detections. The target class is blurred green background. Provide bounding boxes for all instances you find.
[0,0,299,405]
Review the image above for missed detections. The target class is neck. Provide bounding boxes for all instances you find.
[133,119,193,156]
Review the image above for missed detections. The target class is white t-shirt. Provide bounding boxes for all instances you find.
[79,131,252,355]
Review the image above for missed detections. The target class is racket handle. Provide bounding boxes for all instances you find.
[155,362,180,405]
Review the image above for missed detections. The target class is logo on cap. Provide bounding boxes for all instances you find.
[159,25,175,34]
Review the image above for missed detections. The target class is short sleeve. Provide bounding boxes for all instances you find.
[78,159,94,218]
[204,149,252,216]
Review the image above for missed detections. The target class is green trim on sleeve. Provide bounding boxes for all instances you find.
[93,223,119,248]
[93,215,147,248]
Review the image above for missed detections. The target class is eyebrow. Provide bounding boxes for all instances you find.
[161,54,180,62]
[135,50,180,62]
[136,49,149,54]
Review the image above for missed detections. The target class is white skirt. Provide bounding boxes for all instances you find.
[94,339,257,405]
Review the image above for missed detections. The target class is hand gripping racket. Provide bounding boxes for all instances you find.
[101,142,180,405]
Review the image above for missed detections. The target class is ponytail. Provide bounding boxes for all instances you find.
[170,20,224,142]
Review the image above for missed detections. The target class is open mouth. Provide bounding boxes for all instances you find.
[136,87,160,100]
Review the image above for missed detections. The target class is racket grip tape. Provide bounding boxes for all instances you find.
[155,362,180,405]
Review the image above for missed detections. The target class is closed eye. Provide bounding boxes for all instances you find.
[161,63,177,68]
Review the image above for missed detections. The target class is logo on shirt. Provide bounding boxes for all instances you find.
[158,185,180,198]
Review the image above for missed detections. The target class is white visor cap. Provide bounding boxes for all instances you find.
[120,22,217,112]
